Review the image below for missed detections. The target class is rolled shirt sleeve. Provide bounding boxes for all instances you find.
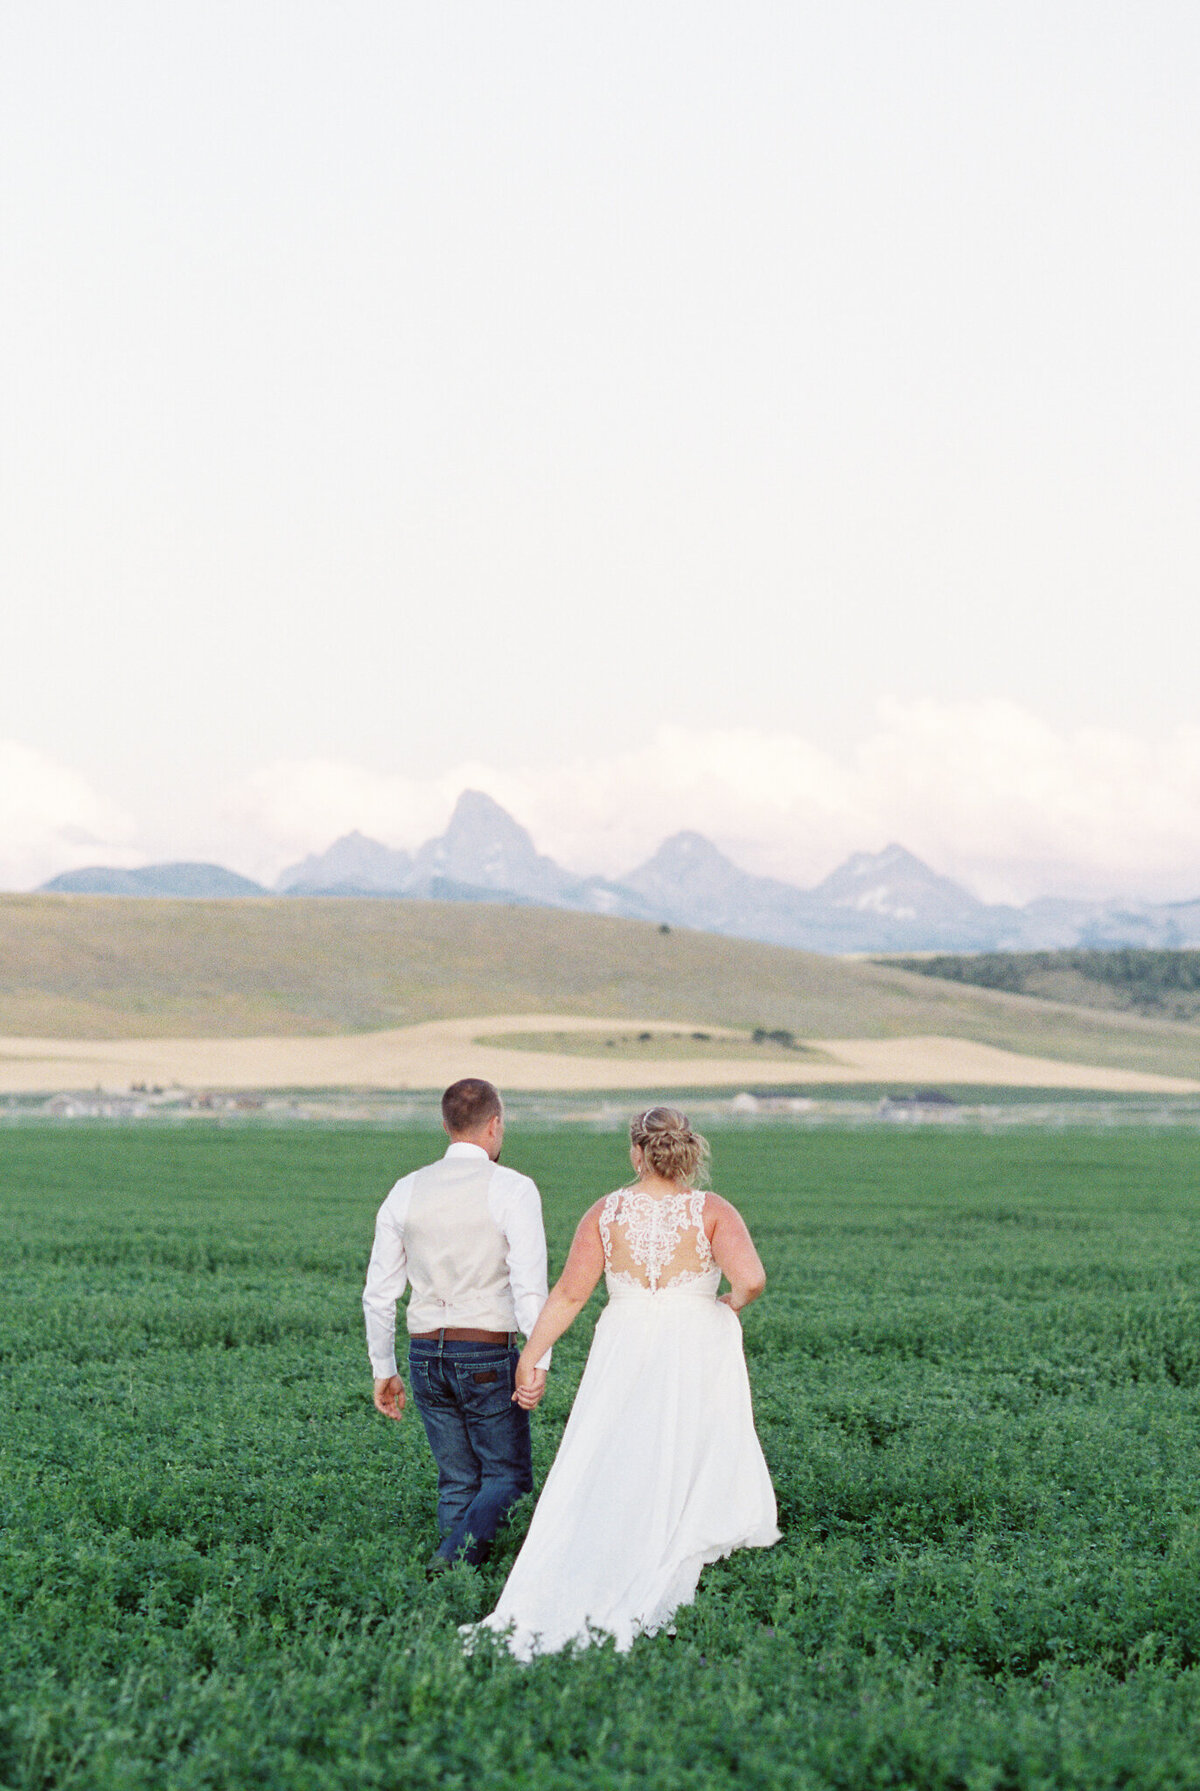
[362,1189,409,1379]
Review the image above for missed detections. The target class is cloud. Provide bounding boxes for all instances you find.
[215,733,863,886]
[8,707,1200,902]
[855,701,1200,902]
[219,757,504,879]
[0,740,137,890]
[218,701,1200,903]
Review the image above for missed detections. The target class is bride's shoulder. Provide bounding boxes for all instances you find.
[566,1196,613,1254]
[577,1192,619,1230]
[699,1189,736,1225]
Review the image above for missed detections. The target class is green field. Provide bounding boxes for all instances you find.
[4,894,1200,1083]
[5,1123,1200,1789]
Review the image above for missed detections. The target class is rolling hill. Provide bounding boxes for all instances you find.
[2,893,1199,1083]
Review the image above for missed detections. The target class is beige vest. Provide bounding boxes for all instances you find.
[403,1154,517,1335]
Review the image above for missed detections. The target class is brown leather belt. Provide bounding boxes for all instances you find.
[409,1327,515,1344]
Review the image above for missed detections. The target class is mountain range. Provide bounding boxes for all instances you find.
[38,789,1200,953]
[38,862,267,899]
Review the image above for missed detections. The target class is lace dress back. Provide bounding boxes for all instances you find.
[599,1187,716,1292]
[477,1179,781,1658]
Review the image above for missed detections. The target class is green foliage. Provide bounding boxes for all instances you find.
[888,948,1200,1021]
[4,1124,1200,1787]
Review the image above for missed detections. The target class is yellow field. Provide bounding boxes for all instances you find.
[1,1014,1197,1095]
[1,893,1199,1089]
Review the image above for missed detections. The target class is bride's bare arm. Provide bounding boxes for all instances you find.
[707,1194,767,1313]
[513,1202,606,1403]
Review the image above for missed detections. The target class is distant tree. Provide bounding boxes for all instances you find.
[883,949,1200,1018]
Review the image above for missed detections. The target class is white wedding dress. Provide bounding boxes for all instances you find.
[475,1186,780,1660]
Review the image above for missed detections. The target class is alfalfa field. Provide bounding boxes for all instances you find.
[4,1118,1200,1790]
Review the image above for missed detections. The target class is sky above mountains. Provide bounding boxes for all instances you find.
[39,791,1200,953]
[8,702,1200,906]
[3,4,1199,901]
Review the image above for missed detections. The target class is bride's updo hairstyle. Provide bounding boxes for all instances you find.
[630,1106,710,1188]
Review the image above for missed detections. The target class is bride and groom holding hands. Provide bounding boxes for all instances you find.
[362,1076,779,1659]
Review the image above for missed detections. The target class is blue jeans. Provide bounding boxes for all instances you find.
[408,1339,533,1565]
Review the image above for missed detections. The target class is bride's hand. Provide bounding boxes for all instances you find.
[718,1293,743,1315]
[513,1357,547,1410]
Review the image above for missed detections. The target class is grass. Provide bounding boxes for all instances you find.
[4,1122,1200,1787]
[3,894,1200,1081]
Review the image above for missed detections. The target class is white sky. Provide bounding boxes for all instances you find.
[2,2,1199,900]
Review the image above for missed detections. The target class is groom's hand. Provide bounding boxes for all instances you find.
[513,1364,547,1411]
[373,1375,406,1420]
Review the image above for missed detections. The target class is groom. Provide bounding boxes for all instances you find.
[363,1077,550,1567]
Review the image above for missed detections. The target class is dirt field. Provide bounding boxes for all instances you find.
[1,1013,1196,1094]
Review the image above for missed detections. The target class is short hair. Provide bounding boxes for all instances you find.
[442,1077,503,1136]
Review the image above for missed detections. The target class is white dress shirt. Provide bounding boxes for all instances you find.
[362,1141,551,1379]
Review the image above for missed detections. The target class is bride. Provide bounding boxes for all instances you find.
[474,1106,779,1659]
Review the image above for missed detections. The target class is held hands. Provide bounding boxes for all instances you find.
[373,1375,406,1420]
[512,1355,547,1411]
